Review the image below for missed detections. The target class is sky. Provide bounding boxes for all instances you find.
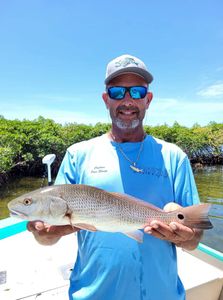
[0,0,222,127]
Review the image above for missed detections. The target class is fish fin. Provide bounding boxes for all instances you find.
[65,209,75,229]
[110,192,163,211]
[74,223,97,232]
[175,204,213,230]
[123,230,143,243]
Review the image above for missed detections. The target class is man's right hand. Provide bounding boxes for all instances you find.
[27,221,79,246]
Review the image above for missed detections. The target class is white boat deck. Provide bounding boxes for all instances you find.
[0,229,223,300]
[178,248,223,300]
[0,230,77,300]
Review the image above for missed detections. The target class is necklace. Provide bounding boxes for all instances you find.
[109,132,146,173]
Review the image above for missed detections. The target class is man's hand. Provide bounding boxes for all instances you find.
[27,221,79,246]
[144,202,203,250]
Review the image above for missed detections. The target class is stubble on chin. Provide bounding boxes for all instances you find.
[114,119,140,130]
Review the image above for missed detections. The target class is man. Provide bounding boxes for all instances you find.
[28,54,202,300]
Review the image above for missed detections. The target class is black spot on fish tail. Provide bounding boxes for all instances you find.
[178,204,213,230]
[177,213,185,220]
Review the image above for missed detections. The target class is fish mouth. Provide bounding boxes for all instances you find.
[9,209,28,219]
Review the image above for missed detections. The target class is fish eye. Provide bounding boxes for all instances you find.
[177,213,184,220]
[23,198,32,206]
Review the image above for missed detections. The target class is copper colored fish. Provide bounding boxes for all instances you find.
[8,184,213,243]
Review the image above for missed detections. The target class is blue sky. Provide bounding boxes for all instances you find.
[0,0,222,127]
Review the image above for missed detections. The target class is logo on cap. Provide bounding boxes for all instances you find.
[115,57,139,68]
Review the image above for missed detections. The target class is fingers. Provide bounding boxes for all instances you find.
[27,221,46,232]
[144,202,195,244]
[144,221,178,241]
[48,225,78,236]
[27,221,74,245]
[144,220,195,243]
[169,222,195,241]
[27,221,77,236]
[26,221,78,245]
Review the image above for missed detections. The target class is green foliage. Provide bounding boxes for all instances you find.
[0,117,65,174]
[0,117,222,178]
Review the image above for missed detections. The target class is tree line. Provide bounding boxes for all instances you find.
[0,115,222,186]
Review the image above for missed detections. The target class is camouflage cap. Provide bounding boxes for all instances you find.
[105,54,153,85]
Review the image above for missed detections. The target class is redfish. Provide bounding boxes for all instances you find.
[8,184,213,243]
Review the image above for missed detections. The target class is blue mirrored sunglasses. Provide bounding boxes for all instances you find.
[107,86,148,100]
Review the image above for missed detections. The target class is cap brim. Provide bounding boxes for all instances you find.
[104,67,153,85]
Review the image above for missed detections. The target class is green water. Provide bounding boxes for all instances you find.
[194,165,223,252]
[194,165,223,205]
[0,177,49,220]
[0,166,222,251]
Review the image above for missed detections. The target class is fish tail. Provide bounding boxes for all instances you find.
[175,204,213,230]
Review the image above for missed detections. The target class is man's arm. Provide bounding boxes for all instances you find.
[27,221,79,246]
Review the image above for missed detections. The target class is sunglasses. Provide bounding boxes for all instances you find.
[107,86,148,100]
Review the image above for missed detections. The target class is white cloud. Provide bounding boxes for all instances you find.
[197,83,223,97]
[146,97,223,126]
[216,66,223,72]
[1,96,222,127]
[0,102,108,125]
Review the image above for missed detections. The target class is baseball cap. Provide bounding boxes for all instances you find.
[105,54,153,85]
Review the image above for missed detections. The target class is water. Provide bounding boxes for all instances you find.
[0,177,48,220]
[194,165,223,205]
[0,166,222,251]
[194,165,223,252]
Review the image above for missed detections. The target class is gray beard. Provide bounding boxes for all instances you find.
[114,119,140,129]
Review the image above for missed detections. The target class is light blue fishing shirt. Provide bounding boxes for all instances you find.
[55,134,199,300]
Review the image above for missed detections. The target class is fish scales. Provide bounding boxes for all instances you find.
[66,186,145,228]
[8,184,213,243]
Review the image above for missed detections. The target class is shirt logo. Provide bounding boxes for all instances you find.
[90,166,108,174]
[115,57,139,68]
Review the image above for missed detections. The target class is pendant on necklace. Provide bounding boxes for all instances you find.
[130,164,144,173]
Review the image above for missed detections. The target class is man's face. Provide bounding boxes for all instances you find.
[102,73,153,130]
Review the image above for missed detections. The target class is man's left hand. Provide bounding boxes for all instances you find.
[144,202,203,250]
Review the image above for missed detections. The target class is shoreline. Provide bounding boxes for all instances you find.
[0,160,222,188]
